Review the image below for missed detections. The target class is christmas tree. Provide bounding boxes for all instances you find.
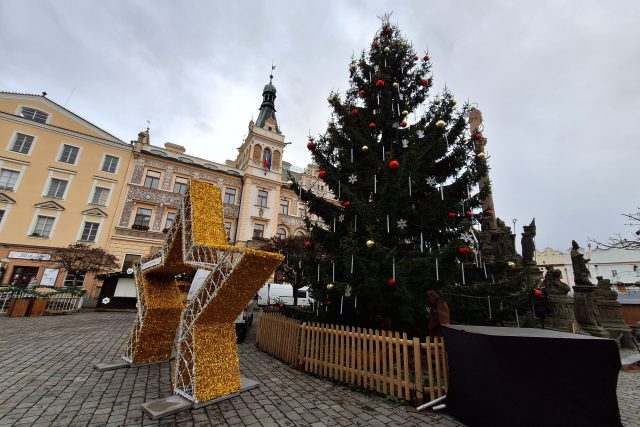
[291,17,508,335]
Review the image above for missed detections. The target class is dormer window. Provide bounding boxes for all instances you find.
[150,149,168,157]
[20,107,49,124]
[178,157,194,164]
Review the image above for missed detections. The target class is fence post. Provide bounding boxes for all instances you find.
[413,337,424,404]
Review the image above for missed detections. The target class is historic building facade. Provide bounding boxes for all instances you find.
[0,92,132,294]
[0,80,325,303]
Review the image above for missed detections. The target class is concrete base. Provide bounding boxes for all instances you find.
[141,376,260,419]
[94,357,174,371]
[141,395,192,420]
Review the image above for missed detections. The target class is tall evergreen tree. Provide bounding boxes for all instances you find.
[292,17,491,335]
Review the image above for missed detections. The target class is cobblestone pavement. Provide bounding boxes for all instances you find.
[0,311,637,427]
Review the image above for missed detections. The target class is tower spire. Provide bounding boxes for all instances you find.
[255,65,281,134]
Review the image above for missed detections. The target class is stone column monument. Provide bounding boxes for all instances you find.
[570,241,609,337]
[593,276,635,348]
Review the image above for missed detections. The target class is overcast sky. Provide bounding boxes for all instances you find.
[1,1,638,252]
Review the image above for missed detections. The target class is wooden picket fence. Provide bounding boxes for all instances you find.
[256,311,448,404]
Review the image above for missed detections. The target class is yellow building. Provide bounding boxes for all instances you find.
[0,92,132,297]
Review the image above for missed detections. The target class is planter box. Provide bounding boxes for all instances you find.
[7,297,33,317]
[29,299,48,316]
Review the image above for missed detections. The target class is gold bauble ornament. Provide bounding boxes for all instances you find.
[361,145,369,151]
[436,120,446,129]
[350,64,357,71]
[452,99,457,106]
[287,180,293,186]
[327,119,334,126]
[464,137,471,143]
[477,152,486,159]
[366,239,375,248]
[326,283,335,290]
[392,82,399,88]
[384,47,391,53]
[401,110,409,117]
[507,261,516,268]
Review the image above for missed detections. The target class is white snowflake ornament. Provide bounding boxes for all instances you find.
[348,174,358,184]
[417,130,425,139]
[402,139,409,148]
[397,219,407,230]
[338,214,345,223]
[425,177,437,187]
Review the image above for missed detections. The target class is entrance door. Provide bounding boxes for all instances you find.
[10,266,39,288]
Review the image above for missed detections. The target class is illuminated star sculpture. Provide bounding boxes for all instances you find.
[122,180,283,403]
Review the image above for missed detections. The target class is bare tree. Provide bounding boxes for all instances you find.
[259,236,317,306]
[591,209,640,250]
[50,244,119,287]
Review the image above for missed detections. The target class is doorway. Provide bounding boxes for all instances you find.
[10,266,40,288]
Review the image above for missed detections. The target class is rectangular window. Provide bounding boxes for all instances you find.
[257,190,268,207]
[253,223,264,239]
[101,155,119,173]
[59,144,79,164]
[32,215,55,237]
[164,212,176,230]
[46,178,68,199]
[64,271,86,287]
[280,199,289,215]
[122,254,142,273]
[91,186,110,205]
[173,176,189,194]
[224,188,237,204]
[298,207,306,218]
[133,208,152,228]
[144,170,161,189]
[0,169,19,191]
[10,133,34,154]
[20,107,49,124]
[80,221,100,242]
[224,221,232,238]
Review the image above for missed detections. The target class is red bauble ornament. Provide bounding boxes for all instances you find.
[325,299,332,305]
[351,108,359,116]
[306,141,314,150]
[423,55,430,61]
[304,241,312,248]
[359,89,366,96]
[388,278,396,286]
[318,170,327,179]
[466,211,473,218]
[475,132,483,140]
[376,79,385,88]
[414,55,419,61]
[400,121,407,128]
[279,303,285,310]
[421,79,430,87]
[448,212,456,219]
[486,209,494,216]
[369,122,377,129]
[343,201,351,208]
[388,160,400,170]
[458,247,470,254]
[384,26,392,34]
[534,289,543,297]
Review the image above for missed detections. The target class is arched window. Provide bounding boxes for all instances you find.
[262,148,272,170]
[294,230,305,237]
[276,227,287,240]
[252,144,262,162]
[272,150,281,168]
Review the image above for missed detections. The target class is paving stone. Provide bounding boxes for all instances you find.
[1,310,637,427]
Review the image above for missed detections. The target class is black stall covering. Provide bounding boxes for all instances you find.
[442,325,622,427]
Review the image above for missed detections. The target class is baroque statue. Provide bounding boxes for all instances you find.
[570,240,592,286]
[542,265,570,295]
[521,218,536,266]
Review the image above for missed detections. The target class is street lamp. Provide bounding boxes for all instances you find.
[512,219,517,233]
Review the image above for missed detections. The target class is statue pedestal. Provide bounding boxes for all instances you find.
[595,299,635,348]
[572,285,608,338]
[547,294,579,333]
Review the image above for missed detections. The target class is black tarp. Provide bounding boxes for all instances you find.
[442,325,622,427]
